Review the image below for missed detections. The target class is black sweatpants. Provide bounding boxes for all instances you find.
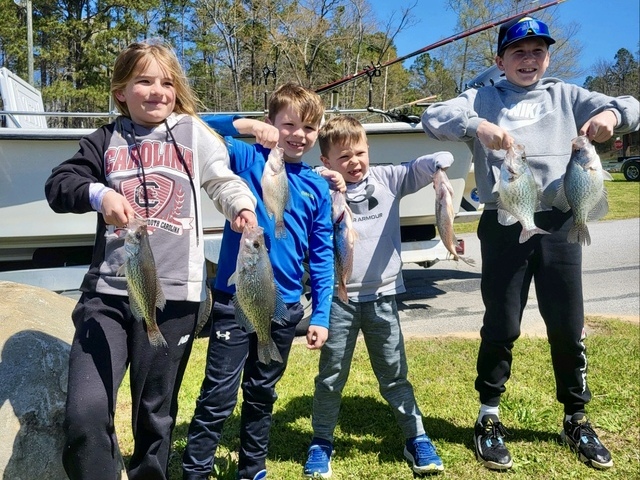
[475,209,591,415]
[182,289,303,480]
[63,292,199,480]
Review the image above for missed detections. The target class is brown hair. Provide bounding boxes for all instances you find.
[267,82,325,127]
[110,39,202,118]
[318,115,367,156]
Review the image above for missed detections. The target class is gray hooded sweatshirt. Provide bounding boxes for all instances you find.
[421,77,639,210]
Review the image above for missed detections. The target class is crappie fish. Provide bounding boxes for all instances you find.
[228,224,288,364]
[433,168,475,266]
[553,135,613,246]
[261,145,289,239]
[331,190,357,302]
[492,144,550,243]
[118,218,167,348]
[194,281,213,337]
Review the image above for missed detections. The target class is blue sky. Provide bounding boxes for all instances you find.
[368,0,640,86]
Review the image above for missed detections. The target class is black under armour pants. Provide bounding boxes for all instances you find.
[475,209,591,415]
[182,289,303,480]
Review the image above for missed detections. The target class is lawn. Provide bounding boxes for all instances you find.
[115,173,639,479]
[116,318,639,479]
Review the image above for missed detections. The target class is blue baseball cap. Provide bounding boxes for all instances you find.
[497,16,555,55]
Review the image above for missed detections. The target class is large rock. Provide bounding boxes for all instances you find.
[0,281,75,480]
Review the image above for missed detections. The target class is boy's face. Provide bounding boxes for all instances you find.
[320,138,369,184]
[267,105,320,163]
[496,37,550,87]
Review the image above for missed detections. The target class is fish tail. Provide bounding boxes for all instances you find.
[258,339,283,364]
[459,256,476,267]
[567,224,591,246]
[275,221,287,239]
[146,321,168,348]
[519,227,550,244]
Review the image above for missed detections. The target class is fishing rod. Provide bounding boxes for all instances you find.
[315,0,566,94]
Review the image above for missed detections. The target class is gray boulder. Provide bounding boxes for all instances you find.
[0,281,76,480]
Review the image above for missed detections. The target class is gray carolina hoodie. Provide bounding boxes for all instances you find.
[421,77,639,211]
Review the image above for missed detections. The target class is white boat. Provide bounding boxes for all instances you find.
[0,68,481,293]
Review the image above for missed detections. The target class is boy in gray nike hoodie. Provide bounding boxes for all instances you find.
[422,15,638,472]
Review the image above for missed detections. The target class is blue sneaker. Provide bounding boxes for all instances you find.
[303,439,333,478]
[404,434,444,474]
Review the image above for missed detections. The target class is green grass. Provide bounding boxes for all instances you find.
[114,173,639,478]
[455,172,640,235]
[116,317,639,479]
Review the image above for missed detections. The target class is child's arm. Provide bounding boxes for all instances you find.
[232,118,279,149]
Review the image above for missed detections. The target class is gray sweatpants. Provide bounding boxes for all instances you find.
[311,295,425,442]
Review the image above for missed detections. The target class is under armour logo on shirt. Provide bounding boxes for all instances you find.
[216,330,231,341]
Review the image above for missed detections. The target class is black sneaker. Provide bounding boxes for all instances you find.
[561,413,613,469]
[473,414,513,470]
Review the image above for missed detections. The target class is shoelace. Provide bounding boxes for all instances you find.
[484,420,509,444]
[308,445,330,463]
[571,420,599,444]
[414,439,437,460]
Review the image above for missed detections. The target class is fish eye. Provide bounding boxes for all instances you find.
[253,241,260,248]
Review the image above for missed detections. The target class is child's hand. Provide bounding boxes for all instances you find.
[320,169,346,193]
[232,118,279,148]
[251,121,279,149]
[306,325,328,350]
[231,209,258,233]
[580,110,617,143]
[477,120,514,151]
[101,190,134,228]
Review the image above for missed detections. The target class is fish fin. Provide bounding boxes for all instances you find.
[146,323,168,348]
[459,256,476,267]
[194,284,213,337]
[232,296,255,333]
[116,263,126,277]
[491,165,501,191]
[587,193,609,221]
[155,281,166,311]
[258,339,283,365]
[519,227,550,244]
[271,291,289,326]
[337,282,349,303]
[227,271,237,286]
[275,221,287,239]
[552,180,571,212]
[567,224,591,246]
[602,170,614,181]
[497,208,518,226]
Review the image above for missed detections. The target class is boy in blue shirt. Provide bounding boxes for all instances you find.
[182,83,334,480]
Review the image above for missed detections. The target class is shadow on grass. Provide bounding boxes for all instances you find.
[171,392,560,468]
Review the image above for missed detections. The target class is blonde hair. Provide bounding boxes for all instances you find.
[267,82,325,126]
[111,39,202,118]
[318,115,367,156]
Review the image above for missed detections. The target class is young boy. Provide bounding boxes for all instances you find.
[181,83,334,480]
[303,115,454,478]
[422,15,639,471]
